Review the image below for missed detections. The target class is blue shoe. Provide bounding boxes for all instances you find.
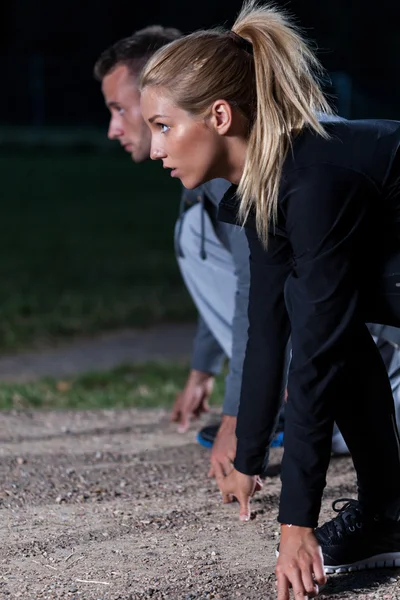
[196,424,218,448]
[271,431,284,447]
[197,423,284,448]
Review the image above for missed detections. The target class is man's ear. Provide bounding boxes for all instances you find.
[208,99,233,135]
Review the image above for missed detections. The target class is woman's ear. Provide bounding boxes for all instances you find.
[209,99,233,135]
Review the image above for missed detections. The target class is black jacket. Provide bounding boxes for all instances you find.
[219,118,400,527]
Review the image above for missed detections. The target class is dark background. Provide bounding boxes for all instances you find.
[3,0,400,127]
[0,0,399,353]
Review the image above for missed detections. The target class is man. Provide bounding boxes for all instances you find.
[93,26,251,480]
[94,26,400,481]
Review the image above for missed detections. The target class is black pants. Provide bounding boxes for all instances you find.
[339,251,400,518]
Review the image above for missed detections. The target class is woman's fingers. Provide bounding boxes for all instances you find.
[275,570,290,600]
[312,551,327,586]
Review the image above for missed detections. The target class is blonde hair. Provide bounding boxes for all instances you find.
[140,1,332,246]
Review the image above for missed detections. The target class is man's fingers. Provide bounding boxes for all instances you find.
[207,464,215,478]
[201,398,210,414]
[212,461,226,484]
[214,472,233,504]
[221,458,234,477]
[210,456,233,480]
[192,388,206,418]
[193,399,204,418]
[170,397,182,422]
[222,492,233,504]
[177,413,191,433]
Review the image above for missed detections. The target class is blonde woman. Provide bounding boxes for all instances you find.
[140,1,400,597]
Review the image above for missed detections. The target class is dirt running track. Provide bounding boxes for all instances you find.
[0,409,399,600]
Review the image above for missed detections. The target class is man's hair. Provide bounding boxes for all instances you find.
[94,25,182,81]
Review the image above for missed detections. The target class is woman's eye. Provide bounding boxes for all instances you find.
[118,107,125,116]
[159,124,169,134]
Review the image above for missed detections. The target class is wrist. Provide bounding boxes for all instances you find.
[190,369,214,382]
[220,414,237,432]
[280,524,314,535]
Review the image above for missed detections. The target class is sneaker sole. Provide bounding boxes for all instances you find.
[276,549,400,574]
[196,433,213,449]
[324,552,400,574]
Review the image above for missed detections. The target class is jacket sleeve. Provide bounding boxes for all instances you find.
[222,225,251,416]
[175,187,226,375]
[278,164,384,527]
[233,226,292,475]
[191,314,226,375]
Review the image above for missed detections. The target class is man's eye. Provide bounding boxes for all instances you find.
[117,107,125,116]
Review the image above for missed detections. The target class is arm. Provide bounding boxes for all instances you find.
[173,188,226,429]
[208,224,251,480]
[175,186,226,374]
[279,164,380,527]
[234,226,292,475]
[171,315,225,432]
[215,226,291,516]
[222,225,251,417]
[191,314,226,375]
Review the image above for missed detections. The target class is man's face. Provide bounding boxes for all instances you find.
[102,64,151,163]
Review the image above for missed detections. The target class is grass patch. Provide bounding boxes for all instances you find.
[0,150,195,353]
[0,362,225,411]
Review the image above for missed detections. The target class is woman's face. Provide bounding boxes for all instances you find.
[141,87,225,189]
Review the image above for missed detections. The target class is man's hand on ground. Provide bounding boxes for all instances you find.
[171,369,214,433]
[208,415,237,479]
[215,467,262,521]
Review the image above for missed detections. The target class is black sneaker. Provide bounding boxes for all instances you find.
[315,498,400,573]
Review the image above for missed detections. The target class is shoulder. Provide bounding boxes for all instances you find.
[181,178,231,208]
[280,162,379,227]
[285,118,400,188]
[200,179,232,208]
[218,184,241,226]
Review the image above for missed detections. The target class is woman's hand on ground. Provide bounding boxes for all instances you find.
[215,467,262,521]
[276,525,326,599]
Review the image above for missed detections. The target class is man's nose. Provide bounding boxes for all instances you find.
[108,117,123,140]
